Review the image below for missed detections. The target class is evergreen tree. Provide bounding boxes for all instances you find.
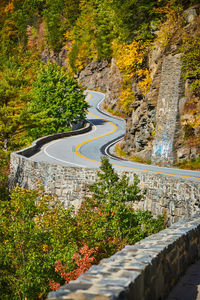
[89,156,144,205]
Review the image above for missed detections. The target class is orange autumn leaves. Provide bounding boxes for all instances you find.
[49,245,97,291]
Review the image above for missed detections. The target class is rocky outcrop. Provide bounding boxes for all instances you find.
[41,48,69,68]
[104,58,123,110]
[122,101,156,161]
[121,7,200,164]
[120,46,163,161]
[41,48,68,69]
[176,79,200,163]
[78,60,110,91]
[78,59,123,109]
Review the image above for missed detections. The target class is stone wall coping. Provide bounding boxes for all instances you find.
[13,122,92,158]
[47,213,200,300]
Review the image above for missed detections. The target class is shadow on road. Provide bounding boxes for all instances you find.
[88,118,107,126]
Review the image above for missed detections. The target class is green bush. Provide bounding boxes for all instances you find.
[181,34,200,96]
[23,63,88,140]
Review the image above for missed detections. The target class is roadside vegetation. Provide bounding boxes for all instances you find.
[0,59,87,152]
[176,156,200,170]
[0,157,166,299]
[115,143,152,165]
[23,63,88,140]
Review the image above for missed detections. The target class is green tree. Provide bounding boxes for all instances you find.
[0,53,40,151]
[106,0,169,42]
[24,62,88,139]
[76,157,166,258]
[89,156,143,205]
[0,149,9,201]
[181,35,200,96]
[43,0,66,51]
[0,187,78,299]
[0,61,27,151]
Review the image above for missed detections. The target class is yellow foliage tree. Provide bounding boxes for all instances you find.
[112,40,145,80]
[117,82,135,114]
[137,68,152,95]
[113,40,152,114]
[154,4,185,49]
[4,1,14,15]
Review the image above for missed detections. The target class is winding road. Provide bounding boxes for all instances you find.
[31,90,200,182]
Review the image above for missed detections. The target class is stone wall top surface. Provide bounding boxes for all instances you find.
[16,122,92,158]
[47,214,200,300]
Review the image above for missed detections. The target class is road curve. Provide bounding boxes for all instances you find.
[31,90,200,182]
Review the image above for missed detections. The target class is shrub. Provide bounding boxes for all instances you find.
[0,158,166,298]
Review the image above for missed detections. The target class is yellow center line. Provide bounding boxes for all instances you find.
[75,93,117,163]
[75,93,200,180]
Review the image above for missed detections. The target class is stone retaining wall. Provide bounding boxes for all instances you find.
[9,151,200,223]
[47,214,200,300]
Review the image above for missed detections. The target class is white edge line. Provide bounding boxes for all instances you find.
[94,90,124,121]
[90,91,200,180]
[37,90,200,180]
[94,91,125,160]
[105,137,124,159]
[43,120,97,168]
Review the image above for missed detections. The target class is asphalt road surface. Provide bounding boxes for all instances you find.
[31,90,200,182]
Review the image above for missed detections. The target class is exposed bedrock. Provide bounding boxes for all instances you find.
[78,60,110,92]
[78,58,123,110]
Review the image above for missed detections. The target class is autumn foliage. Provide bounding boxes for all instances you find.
[49,245,97,291]
[0,0,199,298]
[112,40,152,114]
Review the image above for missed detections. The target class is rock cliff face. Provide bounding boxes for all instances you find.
[120,45,164,161]
[104,58,123,110]
[78,60,110,91]
[77,7,199,165]
[41,48,69,68]
[78,58,123,110]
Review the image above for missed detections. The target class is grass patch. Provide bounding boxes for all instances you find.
[103,104,125,118]
[176,156,200,170]
[115,144,151,165]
